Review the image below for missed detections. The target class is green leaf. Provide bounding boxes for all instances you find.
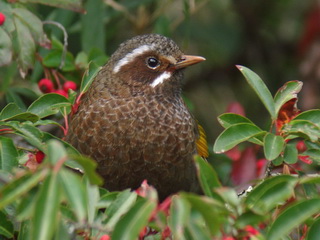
[245,175,297,214]
[0,136,18,171]
[0,28,12,66]
[194,156,221,198]
[283,143,298,164]
[293,109,320,127]
[0,170,47,210]
[58,169,87,222]
[274,81,303,116]
[307,217,320,240]
[112,198,156,240]
[235,211,266,228]
[213,123,265,153]
[22,0,85,13]
[104,190,138,230]
[183,193,227,235]
[18,220,32,240]
[32,173,60,240]
[169,196,191,240]
[13,8,45,45]
[301,149,320,163]
[81,0,106,52]
[80,61,101,93]
[14,14,36,76]
[43,49,76,71]
[267,199,320,240]
[28,93,71,119]
[4,122,45,151]
[217,113,253,128]
[68,154,103,185]
[0,210,14,238]
[284,119,320,142]
[272,155,284,166]
[237,65,276,119]
[47,140,67,164]
[0,103,38,122]
[263,133,285,160]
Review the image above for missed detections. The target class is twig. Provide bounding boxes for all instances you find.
[43,20,68,70]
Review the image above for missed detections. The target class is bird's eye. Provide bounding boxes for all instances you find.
[146,57,160,69]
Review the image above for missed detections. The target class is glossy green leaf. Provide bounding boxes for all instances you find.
[0,170,47,210]
[0,103,39,122]
[246,175,297,214]
[80,61,101,93]
[112,198,157,240]
[217,113,253,128]
[0,28,12,66]
[237,65,276,119]
[104,190,138,230]
[283,143,298,164]
[170,196,191,240]
[267,199,320,240]
[293,109,320,127]
[4,122,45,151]
[59,169,87,221]
[263,133,285,160]
[274,81,303,115]
[186,216,212,240]
[272,155,284,166]
[213,123,265,153]
[14,15,35,76]
[306,217,320,240]
[13,8,45,45]
[285,119,320,142]
[194,156,221,198]
[0,211,14,238]
[28,93,71,119]
[0,136,18,171]
[32,173,60,240]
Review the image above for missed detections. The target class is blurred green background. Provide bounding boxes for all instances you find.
[2,0,319,153]
[35,0,316,142]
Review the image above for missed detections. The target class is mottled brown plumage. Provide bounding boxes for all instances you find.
[66,34,205,200]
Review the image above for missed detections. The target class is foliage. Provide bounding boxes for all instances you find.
[1,0,320,239]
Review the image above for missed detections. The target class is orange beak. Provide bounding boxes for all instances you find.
[174,55,206,69]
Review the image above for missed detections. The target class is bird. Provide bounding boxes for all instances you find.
[66,34,208,200]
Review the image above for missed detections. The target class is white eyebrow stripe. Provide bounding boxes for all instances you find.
[113,44,155,73]
[150,71,172,88]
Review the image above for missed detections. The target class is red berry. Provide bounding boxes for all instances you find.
[100,235,110,240]
[63,81,77,92]
[38,78,54,93]
[35,151,45,164]
[54,89,68,98]
[0,12,6,26]
[296,140,307,152]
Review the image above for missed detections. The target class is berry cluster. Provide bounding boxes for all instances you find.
[38,78,77,97]
[0,12,5,26]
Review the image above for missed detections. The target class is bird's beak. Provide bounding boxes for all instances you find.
[174,55,206,70]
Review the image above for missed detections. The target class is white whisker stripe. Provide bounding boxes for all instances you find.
[113,44,155,73]
[150,71,171,88]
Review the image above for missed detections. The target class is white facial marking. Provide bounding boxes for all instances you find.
[150,71,172,88]
[113,44,155,73]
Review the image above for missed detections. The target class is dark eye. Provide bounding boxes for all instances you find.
[146,57,160,69]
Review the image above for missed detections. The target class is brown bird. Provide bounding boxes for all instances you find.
[66,34,207,200]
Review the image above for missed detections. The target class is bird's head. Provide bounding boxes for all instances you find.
[99,34,205,97]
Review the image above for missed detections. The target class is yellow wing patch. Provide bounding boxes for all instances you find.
[196,123,209,158]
